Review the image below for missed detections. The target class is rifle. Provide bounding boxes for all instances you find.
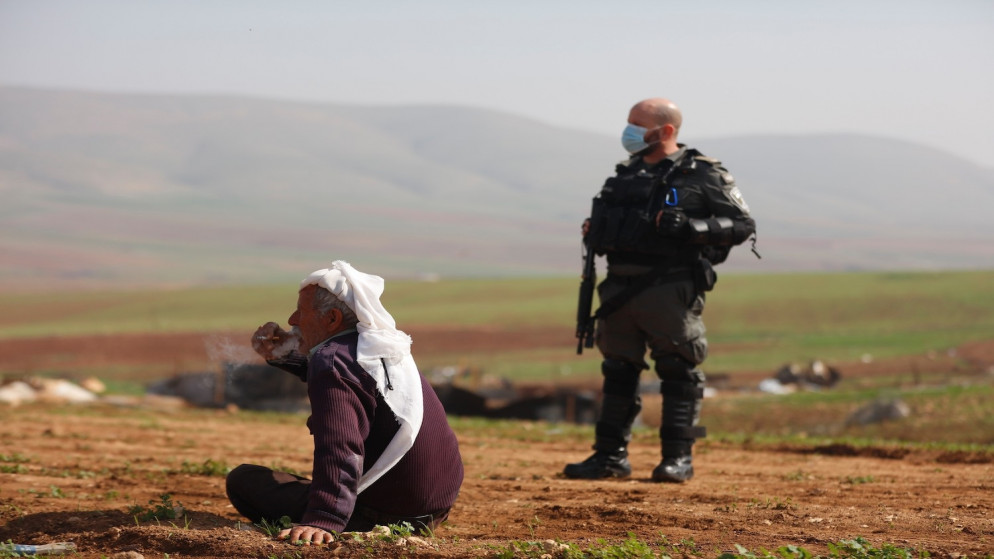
[575,240,597,354]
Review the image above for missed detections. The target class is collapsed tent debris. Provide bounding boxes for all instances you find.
[146,361,600,423]
[759,360,842,394]
[147,362,309,412]
[431,381,598,424]
[4,362,599,424]
[427,365,599,424]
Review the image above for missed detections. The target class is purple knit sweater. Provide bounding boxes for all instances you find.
[273,331,463,532]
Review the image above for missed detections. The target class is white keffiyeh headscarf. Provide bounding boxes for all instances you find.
[301,261,424,493]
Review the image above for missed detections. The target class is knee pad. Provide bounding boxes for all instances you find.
[602,359,641,397]
[654,355,705,384]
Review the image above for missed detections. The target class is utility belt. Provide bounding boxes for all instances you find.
[607,266,693,284]
[597,259,717,320]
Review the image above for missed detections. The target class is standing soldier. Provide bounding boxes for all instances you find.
[568,98,757,482]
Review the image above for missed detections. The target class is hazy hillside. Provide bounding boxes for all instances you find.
[1,86,992,288]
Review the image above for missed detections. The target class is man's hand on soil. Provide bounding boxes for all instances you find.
[279,525,335,545]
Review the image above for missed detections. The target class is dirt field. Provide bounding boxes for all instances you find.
[1,331,993,558]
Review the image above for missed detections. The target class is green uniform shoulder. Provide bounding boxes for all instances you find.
[683,147,720,166]
[685,150,734,185]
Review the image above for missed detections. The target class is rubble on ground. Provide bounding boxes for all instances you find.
[0,377,100,405]
[846,398,911,426]
[428,365,598,424]
[146,362,309,412]
[759,359,842,394]
[1,362,312,413]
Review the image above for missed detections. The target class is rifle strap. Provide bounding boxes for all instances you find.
[594,268,693,320]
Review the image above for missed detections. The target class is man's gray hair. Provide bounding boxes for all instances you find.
[312,287,359,328]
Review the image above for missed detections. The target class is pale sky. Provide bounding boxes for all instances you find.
[2,0,993,167]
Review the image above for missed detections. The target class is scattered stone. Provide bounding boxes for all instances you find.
[543,539,570,553]
[0,378,98,405]
[369,525,390,537]
[34,378,99,403]
[758,378,796,395]
[406,536,433,548]
[0,381,36,405]
[80,376,106,394]
[847,399,911,426]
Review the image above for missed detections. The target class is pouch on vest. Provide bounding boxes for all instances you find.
[701,245,731,265]
[693,257,717,293]
[587,175,657,255]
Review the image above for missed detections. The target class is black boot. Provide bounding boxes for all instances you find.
[651,386,705,483]
[563,392,641,479]
[563,447,632,479]
[651,440,694,482]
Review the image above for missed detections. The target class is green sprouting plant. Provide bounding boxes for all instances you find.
[418,520,438,539]
[0,454,30,475]
[255,515,293,537]
[178,458,231,477]
[783,469,812,481]
[388,521,415,539]
[0,539,19,559]
[585,533,656,559]
[719,543,814,558]
[526,515,541,538]
[489,540,577,559]
[829,537,929,559]
[48,485,66,498]
[128,493,180,522]
[844,475,876,485]
[679,537,699,553]
[717,537,927,559]
[39,467,70,478]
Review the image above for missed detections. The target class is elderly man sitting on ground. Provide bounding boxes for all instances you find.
[225,261,464,544]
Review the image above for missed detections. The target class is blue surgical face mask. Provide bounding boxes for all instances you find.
[621,124,650,154]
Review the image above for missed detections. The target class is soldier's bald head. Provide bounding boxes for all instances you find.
[631,98,683,133]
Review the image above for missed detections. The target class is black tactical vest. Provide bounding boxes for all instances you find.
[586,150,704,260]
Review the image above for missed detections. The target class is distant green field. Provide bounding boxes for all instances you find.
[3,271,993,447]
[1,270,993,380]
